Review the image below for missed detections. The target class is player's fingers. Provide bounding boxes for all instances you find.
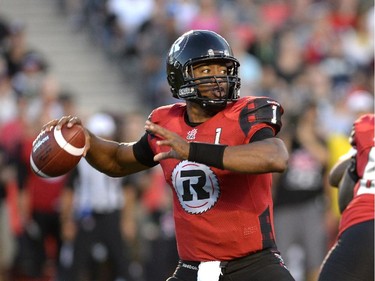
[154,150,178,161]
[156,139,171,147]
[55,115,82,130]
[55,115,72,130]
[146,121,186,148]
[42,119,59,131]
[153,152,166,162]
[145,120,174,139]
[146,121,189,159]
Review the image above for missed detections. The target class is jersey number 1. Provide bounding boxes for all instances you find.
[215,128,222,144]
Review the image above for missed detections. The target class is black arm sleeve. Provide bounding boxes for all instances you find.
[250,127,275,143]
[132,133,159,167]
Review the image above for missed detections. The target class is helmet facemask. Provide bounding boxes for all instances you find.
[178,58,241,113]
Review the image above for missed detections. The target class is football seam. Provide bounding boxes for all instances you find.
[29,154,50,178]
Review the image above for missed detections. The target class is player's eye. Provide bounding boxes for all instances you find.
[219,68,228,75]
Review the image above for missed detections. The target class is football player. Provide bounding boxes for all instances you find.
[42,30,294,281]
[318,113,374,281]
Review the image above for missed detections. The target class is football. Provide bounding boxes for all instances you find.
[30,124,86,178]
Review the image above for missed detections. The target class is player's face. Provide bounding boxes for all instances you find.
[191,61,230,99]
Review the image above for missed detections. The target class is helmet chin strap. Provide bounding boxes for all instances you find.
[201,100,227,115]
[197,89,228,115]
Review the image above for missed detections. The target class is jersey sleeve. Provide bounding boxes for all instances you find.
[239,97,283,137]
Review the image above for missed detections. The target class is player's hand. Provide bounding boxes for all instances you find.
[42,115,81,131]
[145,120,190,161]
[41,115,91,156]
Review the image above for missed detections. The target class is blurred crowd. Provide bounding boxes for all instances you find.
[0,0,373,281]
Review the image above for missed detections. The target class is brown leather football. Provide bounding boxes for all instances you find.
[30,124,86,177]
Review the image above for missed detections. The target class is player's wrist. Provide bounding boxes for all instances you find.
[188,142,227,169]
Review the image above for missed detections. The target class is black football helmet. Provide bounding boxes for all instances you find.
[167,30,241,112]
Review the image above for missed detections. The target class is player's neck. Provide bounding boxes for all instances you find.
[186,102,214,124]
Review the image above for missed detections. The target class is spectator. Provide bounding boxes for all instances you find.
[167,0,199,33]
[135,1,178,110]
[186,0,222,33]
[106,0,154,55]
[57,91,77,118]
[0,15,10,52]
[12,50,49,101]
[274,28,305,85]
[227,31,262,96]
[26,75,64,123]
[0,55,18,127]
[340,9,374,70]
[11,113,67,280]
[0,145,17,281]
[345,90,374,119]
[2,21,31,78]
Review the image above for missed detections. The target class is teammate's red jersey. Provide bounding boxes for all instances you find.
[339,114,375,237]
[147,96,283,261]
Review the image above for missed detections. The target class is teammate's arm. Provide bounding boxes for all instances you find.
[337,165,356,213]
[329,157,352,187]
[329,154,358,213]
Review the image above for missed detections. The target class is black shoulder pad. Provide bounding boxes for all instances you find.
[239,97,283,136]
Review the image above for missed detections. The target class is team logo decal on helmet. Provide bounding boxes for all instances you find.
[172,160,220,214]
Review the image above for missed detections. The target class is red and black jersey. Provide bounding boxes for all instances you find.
[141,96,283,261]
[339,114,374,236]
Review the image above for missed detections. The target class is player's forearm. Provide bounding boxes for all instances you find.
[329,158,351,187]
[85,133,149,177]
[223,138,288,173]
[84,133,127,176]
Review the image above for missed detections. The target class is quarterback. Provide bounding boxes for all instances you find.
[42,30,294,281]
